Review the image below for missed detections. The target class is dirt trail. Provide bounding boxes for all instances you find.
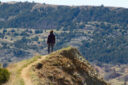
[21,56,47,85]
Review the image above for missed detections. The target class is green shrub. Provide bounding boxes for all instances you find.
[0,68,10,84]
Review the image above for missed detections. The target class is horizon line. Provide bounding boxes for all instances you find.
[1,1,128,9]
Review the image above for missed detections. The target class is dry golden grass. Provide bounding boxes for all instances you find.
[4,55,41,85]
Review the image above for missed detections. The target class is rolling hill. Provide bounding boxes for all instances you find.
[0,2,128,65]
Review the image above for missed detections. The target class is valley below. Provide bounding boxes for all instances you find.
[93,63,128,85]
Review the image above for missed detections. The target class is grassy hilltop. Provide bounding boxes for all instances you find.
[4,47,109,85]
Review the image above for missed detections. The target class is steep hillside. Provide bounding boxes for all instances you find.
[0,2,128,65]
[0,2,128,29]
[5,47,108,85]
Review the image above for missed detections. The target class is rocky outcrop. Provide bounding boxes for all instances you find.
[31,47,109,85]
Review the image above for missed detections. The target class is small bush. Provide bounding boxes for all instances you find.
[0,68,10,84]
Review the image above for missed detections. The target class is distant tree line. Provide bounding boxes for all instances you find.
[0,2,128,29]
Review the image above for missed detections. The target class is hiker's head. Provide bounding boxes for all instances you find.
[50,30,53,34]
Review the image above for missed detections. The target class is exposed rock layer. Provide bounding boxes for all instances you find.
[32,47,109,85]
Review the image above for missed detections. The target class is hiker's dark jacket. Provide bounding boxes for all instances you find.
[47,33,55,44]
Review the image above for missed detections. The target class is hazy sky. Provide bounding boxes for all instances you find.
[1,0,128,8]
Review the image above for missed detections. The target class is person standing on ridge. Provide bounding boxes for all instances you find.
[47,30,55,54]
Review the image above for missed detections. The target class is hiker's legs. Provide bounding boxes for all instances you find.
[48,44,50,54]
[51,43,54,52]
[48,43,54,53]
